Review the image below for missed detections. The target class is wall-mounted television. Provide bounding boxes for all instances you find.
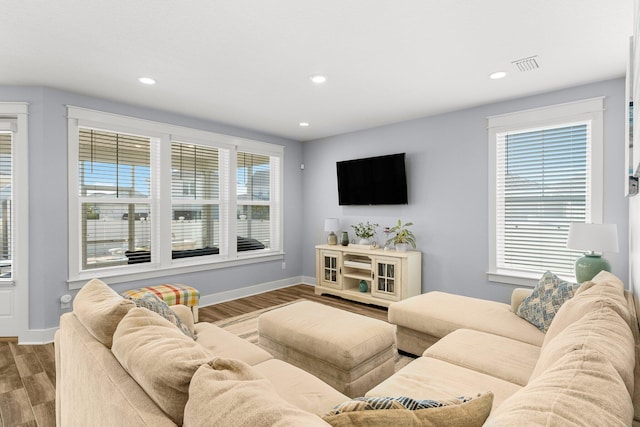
[337,153,408,205]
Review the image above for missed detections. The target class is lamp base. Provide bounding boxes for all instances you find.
[575,254,611,283]
[327,232,337,245]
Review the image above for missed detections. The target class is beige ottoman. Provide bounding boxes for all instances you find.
[258,301,396,397]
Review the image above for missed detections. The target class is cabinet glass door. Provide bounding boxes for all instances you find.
[372,258,400,301]
[320,250,341,289]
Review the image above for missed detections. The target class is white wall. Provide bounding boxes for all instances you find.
[303,78,628,302]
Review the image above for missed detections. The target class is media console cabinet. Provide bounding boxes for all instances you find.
[315,244,422,307]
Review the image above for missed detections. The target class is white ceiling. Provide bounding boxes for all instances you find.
[1,1,634,141]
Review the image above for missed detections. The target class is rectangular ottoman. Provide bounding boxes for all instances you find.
[257,300,396,397]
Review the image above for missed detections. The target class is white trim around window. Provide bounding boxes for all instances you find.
[0,102,29,339]
[487,97,604,286]
[67,106,284,289]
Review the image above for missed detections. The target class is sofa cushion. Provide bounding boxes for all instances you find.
[485,348,633,426]
[111,307,212,425]
[128,292,195,339]
[194,322,273,366]
[366,357,521,410]
[388,291,544,347]
[516,271,578,332]
[183,358,329,427]
[542,271,630,346]
[530,306,635,395]
[73,278,135,348]
[252,358,349,417]
[423,329,540,386]
[322,393,493,427]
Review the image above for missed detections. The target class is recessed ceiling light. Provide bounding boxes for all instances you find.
[138,77,156,85]
[309,75,327,84]
[299,122,310,127]
[489,71,507,80]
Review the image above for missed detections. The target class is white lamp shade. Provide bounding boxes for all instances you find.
[566,223,619,253]
[324,218,340,232]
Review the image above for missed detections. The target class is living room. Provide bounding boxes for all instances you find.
[1,1,639,426]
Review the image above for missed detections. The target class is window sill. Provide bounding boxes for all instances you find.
[68,251,285,290]
[486,270,577,288]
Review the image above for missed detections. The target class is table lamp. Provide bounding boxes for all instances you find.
[566,222,618,282]
[324,218,340,245]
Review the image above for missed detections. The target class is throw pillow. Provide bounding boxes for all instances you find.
[322,392,493,427]
[184,359,328,427]
[112,307,212,425]
[516,271,578,332]
[128,292,195,339]
[73,278,136,348]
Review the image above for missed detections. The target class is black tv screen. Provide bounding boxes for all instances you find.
[337,153,408,205]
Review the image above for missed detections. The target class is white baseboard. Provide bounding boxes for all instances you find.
[198,276,313,308]
[301,275,316,285]
[20,327,58,345]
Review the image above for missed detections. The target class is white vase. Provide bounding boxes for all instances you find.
[358,238,370,245]
[395,242,409,252]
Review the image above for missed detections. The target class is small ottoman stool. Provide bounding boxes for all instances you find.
[258,301,396,397]
[120,284,200,322]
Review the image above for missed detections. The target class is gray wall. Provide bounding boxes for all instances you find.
[302,78,629,302]
[0,86,304,330]
[0,77,628,331]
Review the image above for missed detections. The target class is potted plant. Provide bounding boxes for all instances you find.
[385,219,416,252]
[351,221,379,245]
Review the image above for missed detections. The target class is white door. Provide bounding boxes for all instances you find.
[0,104,28,340]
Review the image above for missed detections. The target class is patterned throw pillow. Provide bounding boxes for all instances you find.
[517,271,579,332]
[129,292,196,339]
[326,395,474,415]
[323,393,493,427]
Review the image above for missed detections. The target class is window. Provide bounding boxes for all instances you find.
[488,98,604,285]
[79,129,153,270]
[0,128,13,279]
[68,107,283,287]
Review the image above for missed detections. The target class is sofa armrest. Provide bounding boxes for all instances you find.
[511,288,533,313]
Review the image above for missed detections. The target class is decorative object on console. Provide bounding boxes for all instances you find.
[324,218,340,245]
[566,222,619,282]
[340,231,350,246]
[352,221,379,245]
[385,219,416,252]
[359,280,368,293]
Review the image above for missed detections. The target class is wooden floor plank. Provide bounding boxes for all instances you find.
[30,401,55,427]
[0,388,37,426]
[21,373,55,408]
[0,363,24,395]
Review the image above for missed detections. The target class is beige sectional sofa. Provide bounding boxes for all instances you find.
[56,271,640,426]
[377,270,640,426]
[55,279,346,426]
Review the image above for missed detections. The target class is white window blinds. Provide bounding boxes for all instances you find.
[171,141,226,258]
[0,132,12,278]
[495,123,590,276]
[236,151,276,251]
[78,128,153,269]
[68,106,285,285]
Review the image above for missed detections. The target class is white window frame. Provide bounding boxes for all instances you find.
[67,106,284,289]
[487,97,604,286]
[0,103,29,338]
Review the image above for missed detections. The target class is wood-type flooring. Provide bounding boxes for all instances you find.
[0,284,387,426]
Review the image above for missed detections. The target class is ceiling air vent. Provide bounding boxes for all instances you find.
[512,56,540,72]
